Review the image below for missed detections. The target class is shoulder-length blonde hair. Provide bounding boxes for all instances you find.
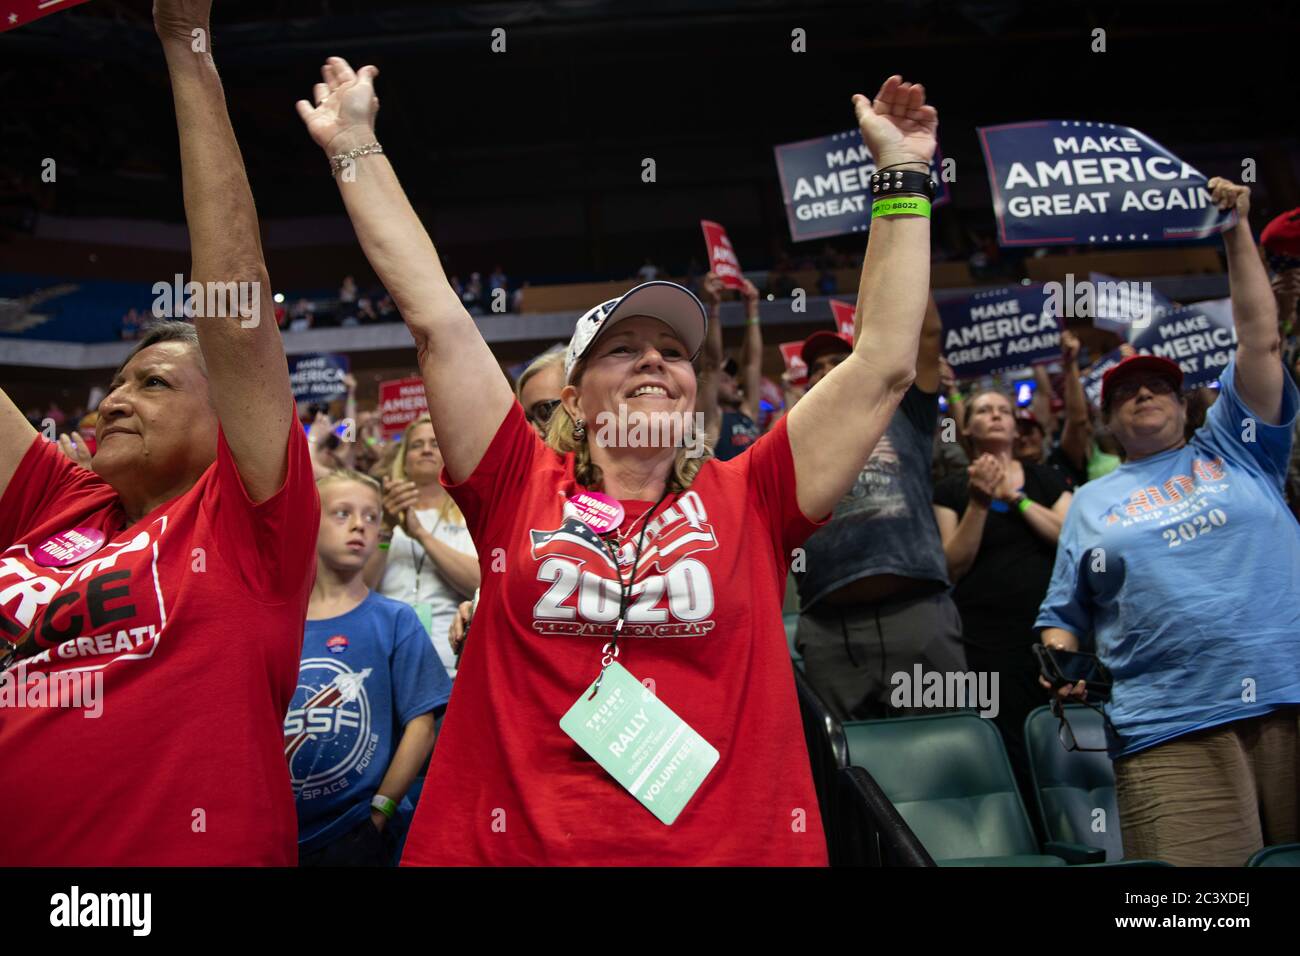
[543,358,711,494]
[391,413,465,526]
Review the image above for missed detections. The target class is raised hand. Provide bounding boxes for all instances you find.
[295,56,381,155]
[697,272,724,309]
[740,278,760,309]
[1061,329,1081,365]
[1207,177,1249,220]
[57,433,93,470]
[852,75,938,170]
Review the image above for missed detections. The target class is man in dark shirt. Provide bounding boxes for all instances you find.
[793,297,966,721]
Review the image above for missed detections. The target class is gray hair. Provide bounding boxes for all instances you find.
[114,320,206,380]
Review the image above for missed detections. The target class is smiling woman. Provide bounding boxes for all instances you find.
[0,0,319,867]
[297,57,940,865]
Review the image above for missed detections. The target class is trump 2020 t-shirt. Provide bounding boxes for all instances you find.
[0,418,318,865]
[1035,356,1300,757]
[400,402,828,865]
[288,591,450,852]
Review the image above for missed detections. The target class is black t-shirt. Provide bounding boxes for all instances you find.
[715,410,760,461]
[1046,444,1084,490]
[933,462,1069,651]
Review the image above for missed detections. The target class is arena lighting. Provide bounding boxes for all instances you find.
[274,293,285,303]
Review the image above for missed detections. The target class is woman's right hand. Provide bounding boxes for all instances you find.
[294,56,380,155]
[449,599,473,656]
[967,453,1003,505]
[381,477,420,533]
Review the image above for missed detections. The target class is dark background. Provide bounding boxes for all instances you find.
[3,0,1298,283]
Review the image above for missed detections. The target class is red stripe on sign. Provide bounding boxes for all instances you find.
[2,0,95,33]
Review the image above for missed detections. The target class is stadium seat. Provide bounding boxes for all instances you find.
[1024,704,1123,861]
[836,766,935,866]
[1246,844,1300,867]
[843,712,1068,866]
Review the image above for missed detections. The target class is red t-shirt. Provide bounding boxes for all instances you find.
[401,403,828,865]
[0,419,318,866]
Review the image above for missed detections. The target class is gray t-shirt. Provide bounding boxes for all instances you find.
[796,385,951,609]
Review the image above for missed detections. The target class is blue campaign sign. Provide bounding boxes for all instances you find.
[773,130,949,242]
[1129,298,1237,389]
[937,285,1062,378]
[977,121,1234,247]
[289,353,350,402]
[1085,272,1176,335]
[1080,348,1126,408]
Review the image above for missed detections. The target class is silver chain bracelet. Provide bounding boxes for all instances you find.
[329,142,383,178]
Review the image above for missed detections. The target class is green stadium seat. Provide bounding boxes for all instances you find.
[1024,704,1122,861]
[843,712,1068,866]
[1247,843,1300,867]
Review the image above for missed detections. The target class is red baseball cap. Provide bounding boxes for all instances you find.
[801,330,853,370]
[1100,354,1183,409]
[1014,408,1044,432]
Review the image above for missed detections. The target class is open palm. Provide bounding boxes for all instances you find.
[852,75,938,168]
[295,56,380,153]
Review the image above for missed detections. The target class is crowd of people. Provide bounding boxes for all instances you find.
[2,0,1298,870]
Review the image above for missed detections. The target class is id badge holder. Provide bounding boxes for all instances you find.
[560,660,719,825]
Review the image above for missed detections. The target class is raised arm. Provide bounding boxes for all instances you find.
[695,273,724,442]
[0,391,37,502]
[915,293,942,393]
[1057,330,1091,471]
[738,278,764,421]
[155,0,293,502]
[788,76,935,518]
[1209,178,1284,424]
[295,58,514,483]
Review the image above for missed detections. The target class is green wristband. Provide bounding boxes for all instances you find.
[371,794,397,820]
[1017,496,1033,514]
[871,195,932,219]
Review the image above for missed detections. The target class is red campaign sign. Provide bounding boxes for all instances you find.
[778,342,808,386]
[829,299,856,338]
[2,0,95,32]
[379,376,427,439]
[700,220,744,289]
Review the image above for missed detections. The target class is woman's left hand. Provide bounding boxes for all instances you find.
[58,433,93,470]
[852,75,938,170]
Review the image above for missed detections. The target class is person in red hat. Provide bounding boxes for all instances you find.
[1036,179,1300,866]
[296,62,941,865]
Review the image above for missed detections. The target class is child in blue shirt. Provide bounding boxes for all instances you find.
[287,469,451,865]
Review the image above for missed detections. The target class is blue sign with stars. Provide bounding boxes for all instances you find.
[937,284,1062,379]
[773,130,949,243]
[977,121,1235,248]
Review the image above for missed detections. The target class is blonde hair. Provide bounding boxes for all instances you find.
[316,467,383,501]
[544,358,710,494]
[516,345,566,401]
[392,414,464,526]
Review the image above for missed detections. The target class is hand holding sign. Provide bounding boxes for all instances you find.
[1061,329,1081,366]
[852,76,938,169]
[697,272,725,309]
[1207,177,1250,219]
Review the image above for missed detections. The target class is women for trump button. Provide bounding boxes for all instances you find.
[32,527,106,567]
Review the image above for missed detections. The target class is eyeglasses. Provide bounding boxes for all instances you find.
[1109,376,1176,406]
[528,399,562,427]
[1051,696,1119,753]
